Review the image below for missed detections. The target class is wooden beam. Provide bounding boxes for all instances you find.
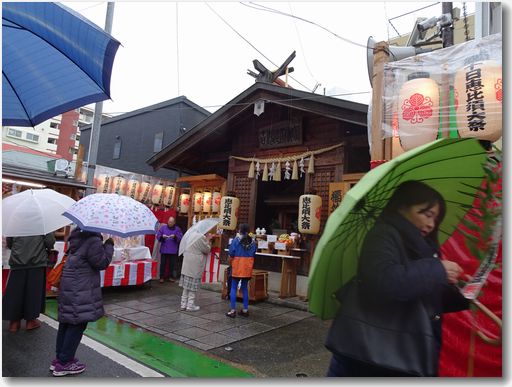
[370,41,390,161]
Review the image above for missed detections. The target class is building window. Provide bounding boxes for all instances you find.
[70,133,76,140]
[47,138,57,145]
[73,120,79,127]
[7,128,22,138]
[154,131,164,152]
[113,138,122,159]
[26,133,39,142]
[50,122,59,129]
[69,147,77,155]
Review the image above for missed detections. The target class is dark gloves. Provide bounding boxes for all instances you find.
[104,237,115,246]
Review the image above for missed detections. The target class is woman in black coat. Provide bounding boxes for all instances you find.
[51,227,113,377]
[325,180,469,377]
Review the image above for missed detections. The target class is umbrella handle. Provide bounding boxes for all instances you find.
[470,299,502,346]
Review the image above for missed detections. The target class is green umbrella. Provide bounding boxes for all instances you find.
[308,138,488,320]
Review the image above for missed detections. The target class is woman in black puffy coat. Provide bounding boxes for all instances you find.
[51,227,113,377]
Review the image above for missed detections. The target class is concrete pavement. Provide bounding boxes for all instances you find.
[3,280,333,377]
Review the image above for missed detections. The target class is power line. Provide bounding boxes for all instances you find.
[287,2,318,84]
[203,2,312,91]
[240,2,368,49]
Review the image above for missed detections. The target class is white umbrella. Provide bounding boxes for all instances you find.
[178,218,221,256]
[62,193,158,238]
[2,189,76,236]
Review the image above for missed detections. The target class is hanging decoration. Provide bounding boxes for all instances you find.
[94,174,112,194]
[137,181,152,203]
[162,185,176,208]
[299,158,305,177]
[298,193,322,235]
[262,163,269,181]
[212,190,222,213]
[151,182,164,206]
[248,160,255,179]
[126,179,140,200]
[202,190,212,213]
[274,161,281,181]
[179,192,190,214]
[292,160,298,180]
[284,160,291,180]
[398,72,440,151]
[193,191,203,213]
[254,99,265,116]
[454,57,502,142]
[231,143,342,182]
[308,154,315,174]
[268,162,275,181]
[111,176,127,195]
[219,194,240,231]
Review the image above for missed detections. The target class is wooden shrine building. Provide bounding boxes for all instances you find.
[148,82,369,279]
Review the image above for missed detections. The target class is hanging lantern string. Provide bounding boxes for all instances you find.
[230,143,343,164]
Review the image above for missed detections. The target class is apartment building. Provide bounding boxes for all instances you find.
[2,106,110,161]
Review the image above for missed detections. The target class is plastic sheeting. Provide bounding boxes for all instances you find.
[381,33,502,150]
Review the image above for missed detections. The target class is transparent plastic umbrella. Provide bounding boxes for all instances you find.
[178,218,221,256]
[2,189,76,236]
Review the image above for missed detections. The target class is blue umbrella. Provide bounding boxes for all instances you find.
[2,2,120,127]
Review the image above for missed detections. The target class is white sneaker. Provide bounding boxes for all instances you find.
[186,305,200,312]
[180,304,187,311]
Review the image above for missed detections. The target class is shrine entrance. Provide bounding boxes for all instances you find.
[254,178,305,236]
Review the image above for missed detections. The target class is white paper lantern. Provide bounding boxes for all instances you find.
[94,174,112,194]
[193,192,203,213]
[111,176,127,195]
[298,194,322,235]
[179,193,190,214]
[212,191,221,213]
[151,183,164,205]
[162,186,176,207]
[126,179,140,199]
[219,195,240,231]
[202,191,212,213]
[398,72,440,151]
[454,58,502,142]
[137,181,152,202]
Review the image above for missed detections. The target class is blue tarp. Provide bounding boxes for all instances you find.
[2,2,120,127]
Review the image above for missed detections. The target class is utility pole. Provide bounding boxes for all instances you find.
[85,2,115,196]
[441,2,454,48]
[440,2,454,137]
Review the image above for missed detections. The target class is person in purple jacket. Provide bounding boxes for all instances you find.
[156,216,183,283]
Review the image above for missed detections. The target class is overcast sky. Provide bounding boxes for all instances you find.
[63,1,475,116]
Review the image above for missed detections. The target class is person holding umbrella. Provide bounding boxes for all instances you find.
[325,181,469,377]
[51,227,114,376]
[3,233,56,332]
[180,227,213,312]
[156,216,183,283]
[226,223,257,318]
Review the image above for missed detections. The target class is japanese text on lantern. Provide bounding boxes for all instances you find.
[465,64,486,132]
[301,196,311,230]
[222,198,233,227]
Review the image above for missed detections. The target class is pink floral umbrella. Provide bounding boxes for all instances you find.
[62,193,158,237]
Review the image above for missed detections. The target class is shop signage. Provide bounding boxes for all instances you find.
[258,117,303,149]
